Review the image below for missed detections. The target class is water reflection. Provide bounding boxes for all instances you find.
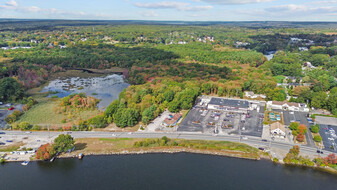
[37,158,78,172]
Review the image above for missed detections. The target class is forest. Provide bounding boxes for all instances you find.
[1,20,337,128]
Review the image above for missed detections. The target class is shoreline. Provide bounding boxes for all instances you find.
[57,149,337,176]
[2,144,337,176]
[58,148,262,161]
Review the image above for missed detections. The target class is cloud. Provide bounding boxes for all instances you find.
[193,0,274,5]
[0,0,86,17]
[138,10,158,17]
[266,4,337,14]
[5,0,17,7]
[267,4,307,12]
[134,1,212,11]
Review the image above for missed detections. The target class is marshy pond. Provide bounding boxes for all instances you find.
[41,74,129,110]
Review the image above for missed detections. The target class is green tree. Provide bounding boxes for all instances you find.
[18,121,32,130]
[289,122,299,131]
[311,124,320,133]
[0,77,24,102]
[53,134,75,153]
[104,100,120,118]
[314,135,322,142]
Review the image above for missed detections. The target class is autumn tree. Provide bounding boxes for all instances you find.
[36,144,55,160]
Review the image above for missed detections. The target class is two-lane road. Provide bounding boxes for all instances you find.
[0,130,331,157]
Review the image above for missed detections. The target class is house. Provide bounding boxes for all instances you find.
[270,122,286,138]
[162,113,182,127]
[299,47,308,51]
[207,98,251,113]
[244,91,266,99]
[267,101,309,112]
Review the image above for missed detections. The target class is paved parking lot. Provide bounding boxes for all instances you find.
[178,107,264,137]
[273,109,315,147]
[319,124,337,153]
[0,104,24,129]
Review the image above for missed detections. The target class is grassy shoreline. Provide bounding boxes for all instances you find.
[58,138,262,160]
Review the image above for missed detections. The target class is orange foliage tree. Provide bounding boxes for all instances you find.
[36,144,55,160]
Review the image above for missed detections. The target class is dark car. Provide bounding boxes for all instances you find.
[0,132,5,134]
[316,150,324,154]
[258,147,265,151]
[262,139,268,142]
[0,142,5,145]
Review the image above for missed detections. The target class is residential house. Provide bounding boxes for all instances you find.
[267,101,309,112]
[270,122,286,138]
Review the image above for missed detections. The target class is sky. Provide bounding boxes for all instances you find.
[0,0,337,21]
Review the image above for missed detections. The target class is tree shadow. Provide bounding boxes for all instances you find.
[75,143,87,151]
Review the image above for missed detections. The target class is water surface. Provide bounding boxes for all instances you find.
[41,74,129,110]
[1,153,337,190]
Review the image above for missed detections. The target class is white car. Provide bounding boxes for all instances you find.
[111,133,116,137]
[242,136,248,140]
[25,131,32,134]
[127,132,133,135]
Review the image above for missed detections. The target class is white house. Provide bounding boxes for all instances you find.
[270,122,286,138]
[267,101,309,112]
[244,91,266,99]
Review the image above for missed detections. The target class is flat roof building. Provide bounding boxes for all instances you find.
[208,98,251,113]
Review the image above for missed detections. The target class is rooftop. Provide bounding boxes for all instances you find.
[270,122,285,132]
[208,98,250,109]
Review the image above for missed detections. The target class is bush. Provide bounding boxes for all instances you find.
[5,114,17,124]
[314,135,322,142]
[18,122,32,130]
[32,125,41,130]
[296,134,305,142]
[0,158,6,164]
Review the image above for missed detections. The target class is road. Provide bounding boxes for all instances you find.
[0,130,331,157]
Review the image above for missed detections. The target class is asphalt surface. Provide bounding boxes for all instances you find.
[0,130,331,157]
[0,104,24,129]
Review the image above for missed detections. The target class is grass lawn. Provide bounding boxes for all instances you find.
[17,98,100,126]
[0,142,24,152]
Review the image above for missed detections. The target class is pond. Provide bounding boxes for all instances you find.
[41,74,130,110]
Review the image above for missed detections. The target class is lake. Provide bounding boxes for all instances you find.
[1,153,337,190]
[41,74,129,110]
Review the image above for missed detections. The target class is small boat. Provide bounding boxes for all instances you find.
[50,157,56,162]
[78,153,84,160]
[21,161,29,166]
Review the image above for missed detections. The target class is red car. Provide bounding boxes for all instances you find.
[8,107,14,111]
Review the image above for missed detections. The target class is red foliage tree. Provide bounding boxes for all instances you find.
[36,144,54,160]
[325,154,337,165]
[298,124,307,135]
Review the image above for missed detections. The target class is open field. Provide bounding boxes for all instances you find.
[17,99,100,126]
